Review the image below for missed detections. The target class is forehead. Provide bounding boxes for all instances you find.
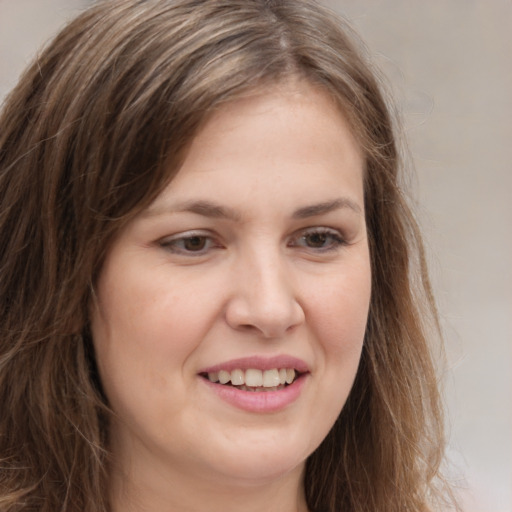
[145,81,364,219]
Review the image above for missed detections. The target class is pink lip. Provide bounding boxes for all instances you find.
[199,355,310,374]
[200,373,307,413]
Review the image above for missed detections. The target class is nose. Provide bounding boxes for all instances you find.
[225,250,305,339]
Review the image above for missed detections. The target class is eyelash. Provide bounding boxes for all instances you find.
[159,231,218,255]
[159,228,346,256]
[289,227,346,252]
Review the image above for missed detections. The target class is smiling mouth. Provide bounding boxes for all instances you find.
[200,368,300,392]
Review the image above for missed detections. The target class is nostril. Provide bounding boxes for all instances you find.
[239,323,258,332]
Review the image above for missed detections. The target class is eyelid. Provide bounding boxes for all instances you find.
[158,226,348,257]
[158,230,222,256]
[288,226,347,252]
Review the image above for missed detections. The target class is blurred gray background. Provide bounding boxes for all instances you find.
[1,1,510,510]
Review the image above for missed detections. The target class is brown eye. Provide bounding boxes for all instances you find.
[291,228,345,252]
[160,232,218,255]
[182,236,207,251]
[303,232,329,248]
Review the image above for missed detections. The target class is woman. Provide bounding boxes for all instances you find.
[0,0,453,511]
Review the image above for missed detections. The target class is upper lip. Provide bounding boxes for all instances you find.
[199,355,310,374]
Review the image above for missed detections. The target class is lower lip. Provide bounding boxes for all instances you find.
[200,375,307,413]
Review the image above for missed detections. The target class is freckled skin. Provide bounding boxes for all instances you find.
[91,82,371,512]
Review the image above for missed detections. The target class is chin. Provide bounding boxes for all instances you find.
[199,428,312,485]
[213,453,305,486]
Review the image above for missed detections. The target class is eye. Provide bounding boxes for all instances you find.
[290,227,346,252]
[159,231,220,256]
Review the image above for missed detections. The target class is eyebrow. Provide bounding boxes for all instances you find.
[144,197,362,220]
[292,198,362,218]
[144,200,241,221]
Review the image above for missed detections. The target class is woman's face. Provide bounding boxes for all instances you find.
[91,82,371,490]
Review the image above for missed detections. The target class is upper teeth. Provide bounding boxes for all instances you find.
[207,368,296,387]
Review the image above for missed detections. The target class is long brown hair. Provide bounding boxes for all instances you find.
[0,1,451,510]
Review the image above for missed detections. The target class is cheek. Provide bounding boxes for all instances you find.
[90,265,224,404]
[90,292,196,431]
[91,291,192,382]
[309,265,371,356]
[94,259,212,347]
[299,266,370,441]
